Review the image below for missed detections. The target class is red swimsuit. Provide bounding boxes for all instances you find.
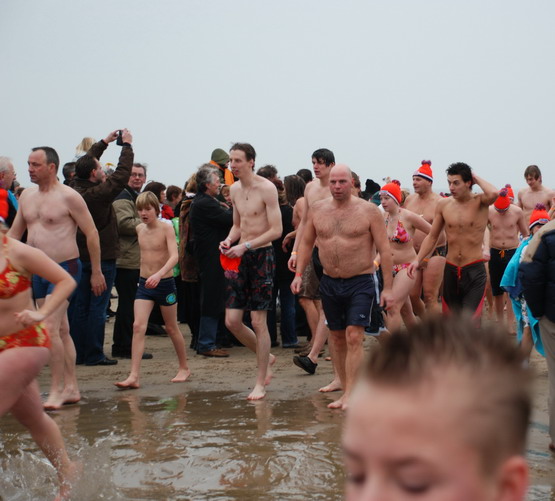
[0,236,50,352]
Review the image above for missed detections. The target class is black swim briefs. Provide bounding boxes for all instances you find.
[489,247,517,296]
[442,260,487,319]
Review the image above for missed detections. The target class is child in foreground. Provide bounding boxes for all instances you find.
[116,191,190,389]
[343,314,530,501]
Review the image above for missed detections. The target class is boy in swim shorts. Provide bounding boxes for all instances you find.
[115,191,190,389]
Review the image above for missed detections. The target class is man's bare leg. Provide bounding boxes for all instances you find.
[422,256,445,315]
[59,313,80,405]
[298,297,319,344]
[327,329,347,409]
[39,298,79,410]
[328,326,364,410]
[305,302,329,365]
[226,309,275,400]
[319,332,342,392]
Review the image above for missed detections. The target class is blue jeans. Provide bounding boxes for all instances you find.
[268,279,298,347]
[70,260,117,364]
[197,316,220,353]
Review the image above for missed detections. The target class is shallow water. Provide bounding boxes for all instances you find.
[1,389,554,500]
[0,390,344,500]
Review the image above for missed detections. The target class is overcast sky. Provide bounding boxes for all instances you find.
[2,0,554,193]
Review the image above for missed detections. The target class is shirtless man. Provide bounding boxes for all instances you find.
[408,163,498,319]
[288,149,341,392]
[488,186,529,330]
[517,165,555,222]
[403,161,447,315]
[291,165,394,410]
[9,146,105,410]
[219,143,282,401]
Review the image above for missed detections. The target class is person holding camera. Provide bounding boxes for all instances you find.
[69,129,134,367]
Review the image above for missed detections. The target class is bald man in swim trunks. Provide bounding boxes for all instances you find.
[292,164,394,410]
[408,163,498,320]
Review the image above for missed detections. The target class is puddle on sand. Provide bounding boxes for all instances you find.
[1,390,344,500]
[2,391,555,500]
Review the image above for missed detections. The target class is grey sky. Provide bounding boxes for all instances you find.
[2,0,554,194]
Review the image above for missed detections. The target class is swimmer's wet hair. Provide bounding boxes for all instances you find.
[364,314,532,472]
[136,191,160,216]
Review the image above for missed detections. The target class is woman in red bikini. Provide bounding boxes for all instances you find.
[0,218,79,500]
[380,181,431,332]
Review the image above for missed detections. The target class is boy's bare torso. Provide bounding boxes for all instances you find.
[138,221,172,278]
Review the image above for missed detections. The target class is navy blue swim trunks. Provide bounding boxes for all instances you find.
[319,274,375,331]
[33,258,82,300]
[135,277,177,306]
[226,246,275,311]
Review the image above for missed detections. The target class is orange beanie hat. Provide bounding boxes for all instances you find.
[413,160,433,182]
[529,203,550,230]
[380,180,402,205]
[494,187,511,211]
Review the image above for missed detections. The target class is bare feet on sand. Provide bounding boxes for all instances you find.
[44,389,81,411]
[114,377,140,390]
[171,368,191,383]
[247,384,266,401]
[327,395,348,410]
[319,378,342,393]
[264,354,276,386]
[55,460,82,501]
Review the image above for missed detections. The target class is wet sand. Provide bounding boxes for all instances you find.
[1,320,555,499]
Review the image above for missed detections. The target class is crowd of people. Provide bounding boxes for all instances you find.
[1,137,555,499]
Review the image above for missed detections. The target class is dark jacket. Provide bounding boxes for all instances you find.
[520,219,555,323]
[190,192,233,316]
[71,140,133,261]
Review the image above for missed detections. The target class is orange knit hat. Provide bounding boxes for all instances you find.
[494,187,511,211]
[529,203,550,230]
[380,180,402,205]
[413,160,433,182]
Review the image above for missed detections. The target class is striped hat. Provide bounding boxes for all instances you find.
[413,160,433,182]
[529,203,550,230]
[380,180,402,205]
